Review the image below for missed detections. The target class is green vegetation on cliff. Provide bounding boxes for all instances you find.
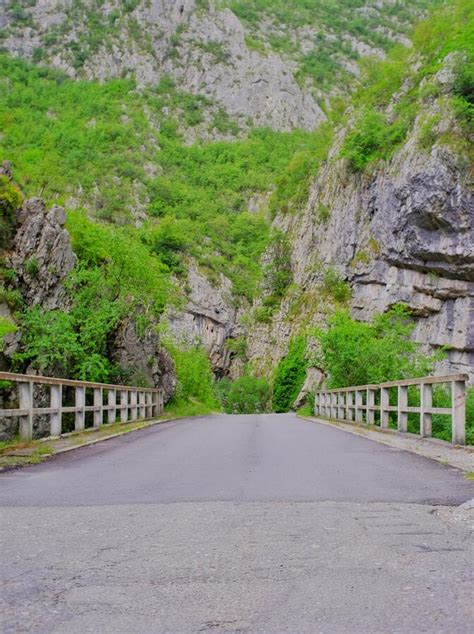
[0,0,472,428]
[342,0,473,170]
[0,54,332,300]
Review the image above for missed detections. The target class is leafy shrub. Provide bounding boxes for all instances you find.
[166,340,219,411]
[322,268,351,303]
[13,268,125,381]
[314,306,442,389]
[0,175,22,249]
[259,231,293,314]
[341,108,408,172]
[272,335,308,413]
[66,211,172,314]
[225,375,271,414]
[0,316,17,349]
[453,54,474,132]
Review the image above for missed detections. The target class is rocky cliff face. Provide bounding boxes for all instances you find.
[0,0,323,131]
[167,264,242,377]
[243,59,474,384]
[0,0,425,133]
[1,0,472,397]
[0,185,176,403]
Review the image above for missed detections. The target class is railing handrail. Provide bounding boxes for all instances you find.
[0,371,161,393]
[314,373,468,445]
[0,371,165,441]
[319,373,469,394]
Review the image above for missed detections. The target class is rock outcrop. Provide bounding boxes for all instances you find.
[110,312,176,402]
[167,264,242,377]
[0,0,325,132]
[244,84,474,382]
[0,192,177,439]
[8,199,77,310]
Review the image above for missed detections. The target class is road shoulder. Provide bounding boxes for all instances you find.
[299,414,474,473]
[0,415,180,472]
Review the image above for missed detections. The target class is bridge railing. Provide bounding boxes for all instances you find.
[0,371,164,441]
[314,374,468,445]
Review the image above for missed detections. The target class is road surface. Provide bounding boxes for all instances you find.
[1,413,473,633]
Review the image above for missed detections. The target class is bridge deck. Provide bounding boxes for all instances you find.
[1,413,473,632]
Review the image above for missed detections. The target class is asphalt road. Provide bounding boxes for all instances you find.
[1,413,473,633]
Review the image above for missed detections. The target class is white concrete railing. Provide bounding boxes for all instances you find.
[314,374,468,445]
[0,371,164,440]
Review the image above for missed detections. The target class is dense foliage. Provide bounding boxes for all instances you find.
[342,0,473,170]
[0,175,22,249]
[272,336,308,413]
[314,306,440,389]
[218,375,271,414]
[0,54,332,300]
[227,0,433,89]
[161,338,219,415]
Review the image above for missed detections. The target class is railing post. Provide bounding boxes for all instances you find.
[108,389,117,424]
[420,382,432,438]
[19,381,33,441]
[397,385,407,433]
[121,389,128,422]
[451,380,466,445]
[346,391,353,421]
[50,384,62,437]
[93,387,103,428]
[337,392,345,420]
[355,390,363,422]
[146,391,153,419]
[367,388,375,424]
[75,386,85,431]
[330,393,337,419]
[160,390,164,414]
[380,387,389,429]
[314,393,319,416]
[150,391,157,418]
[139,390,146,419]
[130,390,138,421]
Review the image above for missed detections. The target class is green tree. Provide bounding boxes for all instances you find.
[0,175,23,249]
[225,375,271,414]
[272,335,308,412]
[314,306,440,388]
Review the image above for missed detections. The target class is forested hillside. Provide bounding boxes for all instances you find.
[0,0,473,440]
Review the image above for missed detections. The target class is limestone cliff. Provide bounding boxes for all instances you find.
[0,180,176,398]
[0,0,425,133]
[243,53,474,385]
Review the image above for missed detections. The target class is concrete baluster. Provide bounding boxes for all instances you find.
[139,391,146,419]
[355,391,363,422]
[337,392,344,419]
[367,389,375,425]
[346,391,353,421]
[121,389,128,423]
[75,386,85,431]
[146,391,152,419]
[420,383,432,438]
[108,389,117,424]
[93,387,103,428]
[331,393,337,419]
[380,387,390,429]
[451,380,466,445]
[19,381,33,441]
[50,384,62,437]
[397,385,408,433]
[130,390,138,421]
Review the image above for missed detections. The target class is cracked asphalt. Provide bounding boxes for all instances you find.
[1,413,473,633]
